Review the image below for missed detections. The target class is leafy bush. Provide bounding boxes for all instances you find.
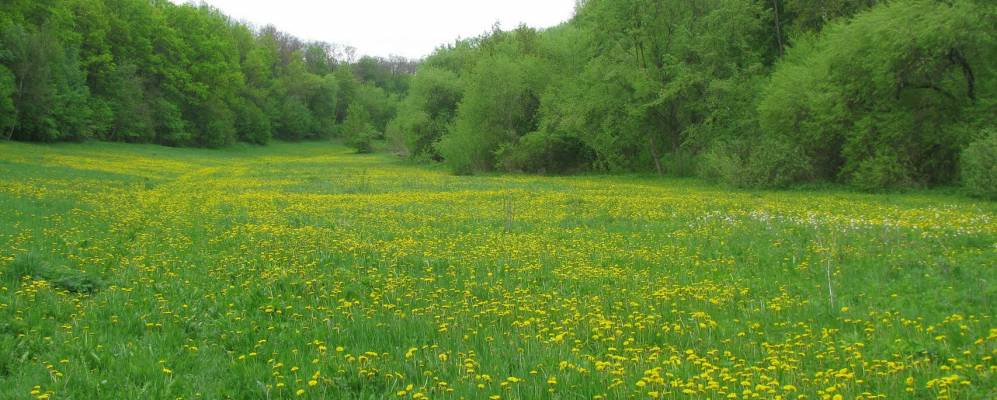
[342,103,375,154]
[496,131,594,174]
[233,100,272,145]
[701,136,813,188]
[961,130,997,199]
[0,66,14,138]
[850,150,912,191]
[437,48,546,174]
[759,0,993,189]
[276,97,318,140]
[660,150,699,178]
[386,67,461,158]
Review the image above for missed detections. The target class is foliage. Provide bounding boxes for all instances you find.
[386,67,461,158]
[759,0,995,188]
[386,0,995,191]
[0,66,14,138]
[701,136,813,188]
[342,102,374,153]
[437,48,544,174]
[0,0,408,146]
[2,0,993,193]
[496,131,594,174]
[961,129,997,199]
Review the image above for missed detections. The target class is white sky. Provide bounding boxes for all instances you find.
[171,0,578,60]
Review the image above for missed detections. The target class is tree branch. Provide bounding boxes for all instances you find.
[948,48,975,101]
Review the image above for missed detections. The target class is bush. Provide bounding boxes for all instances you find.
[741,136,813,188]
[342,103,376,153]
[348,129,376,154]
[701,136,812,188]
[700,141,744,185]
[233,100,272,145]
[496,132,594,174]
[961,130,997,199]
[387,67,462,158]
[660,150,698,178]
[435,129,487,175]
[0,66,13,136]
[758,0,993,189]
[276,97,318,140]
[850,150,912,191]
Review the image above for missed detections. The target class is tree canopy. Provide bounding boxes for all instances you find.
[388,0,994,193]
[0,0,411,146]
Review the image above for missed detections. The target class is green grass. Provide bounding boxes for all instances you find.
[0,140,994,399]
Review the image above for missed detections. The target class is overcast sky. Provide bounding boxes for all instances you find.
[170,0,577,60]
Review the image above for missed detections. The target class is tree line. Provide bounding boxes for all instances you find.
[2,0,994,196]
[0,0,411,147]
[387,0,994,196]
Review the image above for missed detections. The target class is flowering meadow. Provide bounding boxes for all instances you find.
[0,141,994,399]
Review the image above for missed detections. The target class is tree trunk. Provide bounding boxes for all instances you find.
[949,48,975,101]
[772,0,785,57]
[648,135,663,175]
[6,76,23,140]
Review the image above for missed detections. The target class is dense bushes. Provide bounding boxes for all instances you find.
[437,48,546,174]
[389,0,994,193]
[758,0,993,189]
[701,137,814,188]
[961,130,997,199]
[497,132,595,174]
[386,67,461,158]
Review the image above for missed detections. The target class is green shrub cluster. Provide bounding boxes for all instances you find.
[389,0,994,192]
[961,129,997,199]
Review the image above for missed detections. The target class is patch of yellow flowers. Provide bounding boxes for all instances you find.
[0,142,993,399]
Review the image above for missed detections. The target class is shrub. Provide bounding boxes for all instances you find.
[701,136,812,188]
[850,150,912,191]
[961,130,997,199]
[741,136,814,188]
[758,0,993,189]
[496,132,594,174]
[342,103,376,154]
[233,100,272,145]
[700,141,743,185]
[660,150,698,178]
[348,129,376,154]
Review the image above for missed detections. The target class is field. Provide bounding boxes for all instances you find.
[0,141,994,400]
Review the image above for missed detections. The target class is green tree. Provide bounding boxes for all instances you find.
[386,66,461,158]
[0,65,15,139]
[759,0,994,188]
[342,102,374,153]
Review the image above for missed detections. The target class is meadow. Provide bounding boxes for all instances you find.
[0,141,994,400]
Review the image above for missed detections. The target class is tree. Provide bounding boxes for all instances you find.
[0,66,15,139]
[342,102,374,153]
[386,66,461,158]
[436,49,540,174]
[759,0,994,187]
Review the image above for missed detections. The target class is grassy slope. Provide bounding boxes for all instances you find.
[0,140,994,399]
